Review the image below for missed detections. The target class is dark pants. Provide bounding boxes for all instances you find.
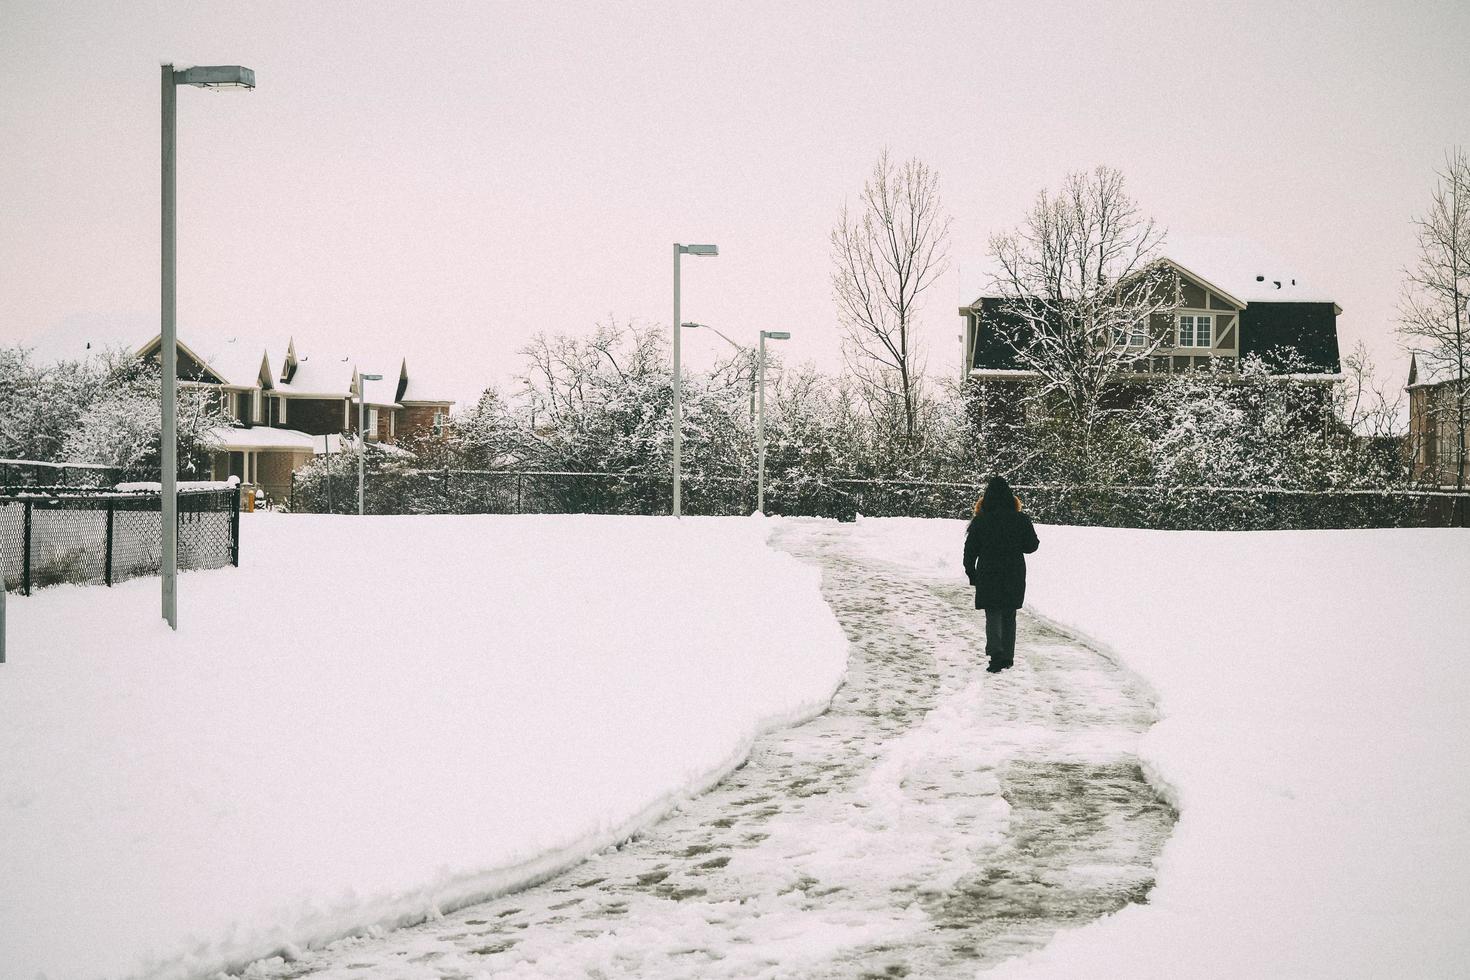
[984,608,1017,667]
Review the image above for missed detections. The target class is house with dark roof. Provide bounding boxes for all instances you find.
[961,241,1344,385]
[137,334,455,502]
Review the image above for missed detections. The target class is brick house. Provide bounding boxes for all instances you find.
[137,335,454,502]
[961,245,1344,392]
[1405,354,1468,486]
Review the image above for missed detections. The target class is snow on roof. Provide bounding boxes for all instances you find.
[281,352,357,397]
[309,433,416,458]
[206,426,322,452]
[398,372,454,404]
[358,373,402,408]
[1161,236,1337,305]
[186,336,273,388]
[123,333,455,405]
[964,237,1339,309]
[1405,354,1463,389]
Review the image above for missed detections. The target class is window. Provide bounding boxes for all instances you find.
[432,410,447,436]
[1113,320,1148,347]
[1177,314,1213,348]
[367,408,379,437]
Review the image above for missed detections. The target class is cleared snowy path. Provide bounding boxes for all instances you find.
[242,520,1173,979]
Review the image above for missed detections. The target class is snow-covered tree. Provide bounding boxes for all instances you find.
[434,386,519,470]
[1399,148,1470,493]
[1132,362,1258,490]
[988,166,1172,458]
[831,150,951,449]
[62,356,231,480]
[759,364,867,515]
[509,319,759,513]
[1326,342,1409,489]
[0,345,108,463]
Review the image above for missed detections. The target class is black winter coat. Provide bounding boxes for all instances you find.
[963,508,1040,610]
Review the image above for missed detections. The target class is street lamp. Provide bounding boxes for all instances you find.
[161,62,256,630]
[757,331,791,514]
[683,321,757,417]
[357,373,383,516]
[672,243,717,517]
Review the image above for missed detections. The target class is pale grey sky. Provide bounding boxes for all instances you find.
[3,0,1467,406]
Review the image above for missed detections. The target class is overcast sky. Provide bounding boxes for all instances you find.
[3,0,1467,406]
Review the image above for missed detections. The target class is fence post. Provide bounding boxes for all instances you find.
[22,500,32,596]
[104,499,115,586]
[230,485,241,567]
[516,473,524,514]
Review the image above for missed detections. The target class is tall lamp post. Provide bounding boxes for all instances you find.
[161,63,256,630]
[357,373,383,516]
[672,243,717,517]
[757,330,791,514]
[681,320,756,417]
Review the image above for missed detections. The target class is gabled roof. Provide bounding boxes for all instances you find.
[965,239,1341,313]
[133,334,455,407]
[1406,352,1464,389]
[136,334,274,389]
[275,350,356,398]
[191,337,275,389]
[1160,236,1340,308]
[397,358,454,405]
[1150,258,1248,310]
[353,366,402,408]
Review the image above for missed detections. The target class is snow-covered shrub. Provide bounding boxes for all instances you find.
[62,356,231,481]
[0,345,111,464]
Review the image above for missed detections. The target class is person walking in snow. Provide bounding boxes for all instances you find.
[963,475,1040,673]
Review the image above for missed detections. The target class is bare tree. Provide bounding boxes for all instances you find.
[988,166,1170,441]
[1338,341,1405,442]
[831,150,951,448]
[1399,148,1470,495]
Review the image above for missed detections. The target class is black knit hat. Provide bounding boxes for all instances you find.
[981,475,1015,513]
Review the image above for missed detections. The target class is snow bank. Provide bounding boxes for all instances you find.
[0,515,847,980]
[850,518,1470,978]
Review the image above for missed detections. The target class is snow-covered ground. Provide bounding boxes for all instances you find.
[0,514,847,980]
[7,514,1467,979]
[253,519,1172,979]
[850,518,1470,978]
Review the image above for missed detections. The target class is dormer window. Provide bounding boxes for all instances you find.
[1178,314,1213,348]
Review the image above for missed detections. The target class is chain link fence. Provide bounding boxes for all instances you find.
[825,480,1470,529]
[282,467,1470,529]
[290,469,756,517]
[1,486,240,594]
[1,459,120,489]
